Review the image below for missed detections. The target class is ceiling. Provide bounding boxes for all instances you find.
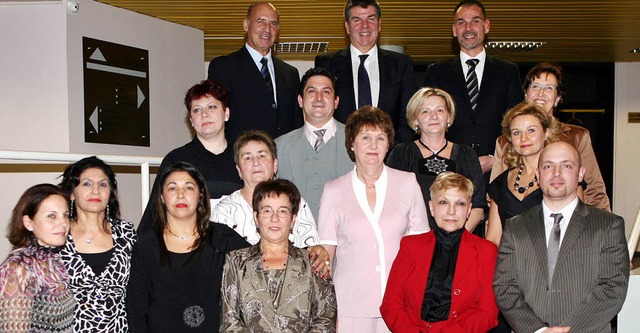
[101,0,640,64]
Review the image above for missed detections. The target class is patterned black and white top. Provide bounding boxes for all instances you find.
[60,219,137,333]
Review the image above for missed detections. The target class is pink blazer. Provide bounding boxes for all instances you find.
[380,231,498,333]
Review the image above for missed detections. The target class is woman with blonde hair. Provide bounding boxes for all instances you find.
[387,87,485,231]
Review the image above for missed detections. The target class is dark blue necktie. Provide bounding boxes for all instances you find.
[260,57,274,101]
[357,54,372,108]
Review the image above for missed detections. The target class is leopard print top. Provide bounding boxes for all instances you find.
[60,219,137,332]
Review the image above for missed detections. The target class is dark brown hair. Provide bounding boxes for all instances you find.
[59,156,119,233]
[523,62,565,105]
[7,184,68,249]
[344,0,381,20]
[344,106,395,161]
[252,179,301,216]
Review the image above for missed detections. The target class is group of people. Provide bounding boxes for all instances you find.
[0,0,630,333]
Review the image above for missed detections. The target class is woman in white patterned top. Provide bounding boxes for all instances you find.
[212,130,330,272]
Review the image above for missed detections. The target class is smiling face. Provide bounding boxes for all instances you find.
[23,194,70,247]
[536,142,585,207]
[452,4,490,57]
[299,75,339,127]
[345,5,381,53]
[429,188,472,233]
[525,72,561,115]
[189,95,229,139]
[72,167,111,215]
[414,95,450,136]
[161,171,200,222]
[237,141,278,188]
[509,114,549,158]
[243,2,279,55]
[351,126,389,167]
[253,193,296,245]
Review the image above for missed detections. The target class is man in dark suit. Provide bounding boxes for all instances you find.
[275,68,353,219]
[493,141,629,333]
[425,0,522,175]
[208,2,302,143]
[315,0,417,143]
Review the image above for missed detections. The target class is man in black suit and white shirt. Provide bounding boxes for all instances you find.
[315,0,417,143]
[208,2,302,143]
[425,0,522,175]
[493,141,629,333]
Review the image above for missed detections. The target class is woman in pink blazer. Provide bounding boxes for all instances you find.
[380,172,498,333]
[318,106,429,333]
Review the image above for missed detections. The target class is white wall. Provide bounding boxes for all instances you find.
[0,0,203,258]
[0,3,70,152]
[613,63,640,250]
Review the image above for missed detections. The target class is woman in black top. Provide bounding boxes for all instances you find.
[138,80,242,232]
[387,87,485,231]
[127,161,249,332]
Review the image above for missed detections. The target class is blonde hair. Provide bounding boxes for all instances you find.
[429,172,474,202]
[406,87,456,134]
[500,102,559,168]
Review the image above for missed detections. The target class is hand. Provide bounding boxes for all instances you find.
[308,245,331,278]
[478,155,494,174]
[542,326,570,333]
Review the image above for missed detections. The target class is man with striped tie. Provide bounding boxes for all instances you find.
[275,68,354,220]
[424,0,522,176]
[208,2,301,143]
[493,141,629,333]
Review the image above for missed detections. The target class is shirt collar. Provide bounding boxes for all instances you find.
[304,118,337,145]
[459,49,486,67]
[350,44,378,62]
[542,196,579,225]
[245,43,273,68]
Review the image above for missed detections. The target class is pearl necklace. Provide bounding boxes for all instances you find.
[513,164,537,194]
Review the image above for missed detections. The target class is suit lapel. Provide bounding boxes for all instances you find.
[337,49,356,112]
[453,232,474,285]
[525,206,550,279]
[378,48,390,108]
[451,58,473,111]
[239,47,272,101]
[288,129,308,178]
[554,201,588,271]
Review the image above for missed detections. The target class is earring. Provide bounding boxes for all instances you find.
[447,121,450,128]
[414,126,419,134]
[106,204,111,220]
[290,228,294,235]
[70,199,75,219]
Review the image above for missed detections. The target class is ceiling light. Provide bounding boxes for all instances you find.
[485,41,546,52]
[631,48,640,53]
[275,42,329,53]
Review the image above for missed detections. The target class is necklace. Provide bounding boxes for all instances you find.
[513,164,537,194]
[418,139,449,174]
[262,254,291,270]
[85,235,96,244]
[167,228,197,240]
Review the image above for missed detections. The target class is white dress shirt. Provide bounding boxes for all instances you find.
[460,49,487,90]
[350,45,380,107]
[304,118,337,147]
[245,43,277,104]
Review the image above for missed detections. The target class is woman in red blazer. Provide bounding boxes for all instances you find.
[381,172,498,333]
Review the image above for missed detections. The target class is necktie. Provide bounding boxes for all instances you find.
[357,54,372,108]
[313,129,327,152]
[547,213,563,284]
[260,57,274,101]
[465,59,480,111]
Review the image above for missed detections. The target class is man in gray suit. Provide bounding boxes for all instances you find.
[494,141,629,333]
[276,68,354,219]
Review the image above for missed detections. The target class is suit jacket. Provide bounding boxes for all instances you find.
[208,46,302,142]
[424,55,522,156]
[493,201,629,333]
[275,121,354,219]
[490,121,611,212]
[315,47,417,142]
[220,242,337,332]
[380,231,498,333]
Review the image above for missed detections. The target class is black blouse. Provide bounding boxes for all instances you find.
[488,168,543,226]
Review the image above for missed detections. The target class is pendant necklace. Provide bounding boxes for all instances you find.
[418,139,448,174]
[513,163,537,194]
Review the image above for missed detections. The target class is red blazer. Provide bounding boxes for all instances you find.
[380,230,498,333]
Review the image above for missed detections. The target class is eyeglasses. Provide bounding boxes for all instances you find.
[529,83,557,93]
[258,206,292,219]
